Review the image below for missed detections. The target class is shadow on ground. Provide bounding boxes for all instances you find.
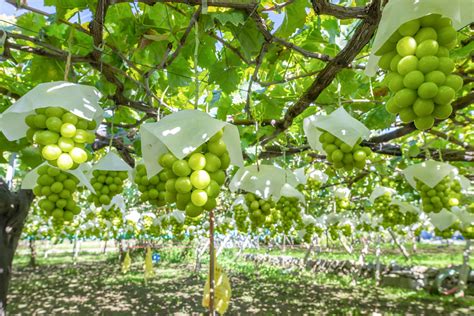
[7,259,473,315]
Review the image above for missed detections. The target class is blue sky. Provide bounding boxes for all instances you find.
[0,0,54,16]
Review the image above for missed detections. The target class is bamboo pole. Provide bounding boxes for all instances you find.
[209,209,215,316]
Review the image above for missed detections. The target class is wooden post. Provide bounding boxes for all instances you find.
[388,229,409,260]
[29,239,36,267]
[209,209,215,316]
[375,233,381,286]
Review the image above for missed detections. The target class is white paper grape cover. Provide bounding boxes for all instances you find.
[280,183,305,203]
[307,169,328,184]
[103,194,126,212]
[391,198,420,214]
[293,167,307,185]
[369,186,396,203]
[365,0,473,76]
[92,151,132,172]
[22,162,95,193]
[0,81,103,141]
[402,160,457,188]
[303,107,370,152]
[229,164,298,200]
[140,110,244,177]
[334,187,351,199]
[428,209,457,231]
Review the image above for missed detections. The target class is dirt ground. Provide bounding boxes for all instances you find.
[6,257,473,315]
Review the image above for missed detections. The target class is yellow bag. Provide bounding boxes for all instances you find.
[122,251,131,273]
[144,246,155,280]
[202,255,231,315]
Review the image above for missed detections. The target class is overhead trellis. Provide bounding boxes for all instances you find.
[0,0,472,166]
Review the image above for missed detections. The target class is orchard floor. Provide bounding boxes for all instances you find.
[7,251,474,315]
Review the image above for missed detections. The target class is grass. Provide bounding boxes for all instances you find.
[243,242,473,268]
[7,246,474,315]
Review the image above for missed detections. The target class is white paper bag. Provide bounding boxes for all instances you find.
[91,151,133,172]
[369,186,396,203]
[307,169,328,184]
[428,209,458,231]
[451,207,474,227]
[22,161,95,193]
[391,198,420,215]
[140,110,244,177]
[103,194,127,212]
[301,213,317,226]
[229,164,299,200]
[366,0,474,76]
[0,81,103,141]
[293,167,307,185]
[334,187,351,199]
[280,183,305,203]
[402,160,458,188]
[303,107,370,152]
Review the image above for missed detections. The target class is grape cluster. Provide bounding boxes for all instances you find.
[88,170,128,207]
[134,164,167,206]
[157,130,229,218]
[434,224,459,239]
[319,130,372,171]
[276,196,301,233]
[335,197,351,211]
[234,204,249,233]
[244,192,275,228]
[416,176,461,212]
[378,14,463,130]
[33,165,81,222]
[328,224,352,240]
[25,107,96,170]
[302,224,323,243]
[98,207,123,227]
[372,193,418,227]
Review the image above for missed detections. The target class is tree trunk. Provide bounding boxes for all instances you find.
[29,239,36,267]
[0,179,34,315]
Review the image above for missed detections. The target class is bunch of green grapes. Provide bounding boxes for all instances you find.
[98,206,122,222]
[461,226,474,240]
[372,193,405,228]
[329,224,352,240]
[234,204,249,233]
[319,130,372,171]
[216,218,233,235]
[335,197,351,211]
[168,217,185,241]
[134,164,167,206]
[302,225,314,243]
[276,196,301,233]
[147,224,162,237]
[25,107,97,170]
[263,210,280,233]
[157,129,230,218]
[403,210,419,226]
[88,170,128,207]
[416,176,461,212]
[434,224,459,239]
[244,192,275,228]
[33,165,81,222]
[357,222,374,233]
[377,14,463,130]
[306,178,322,191]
